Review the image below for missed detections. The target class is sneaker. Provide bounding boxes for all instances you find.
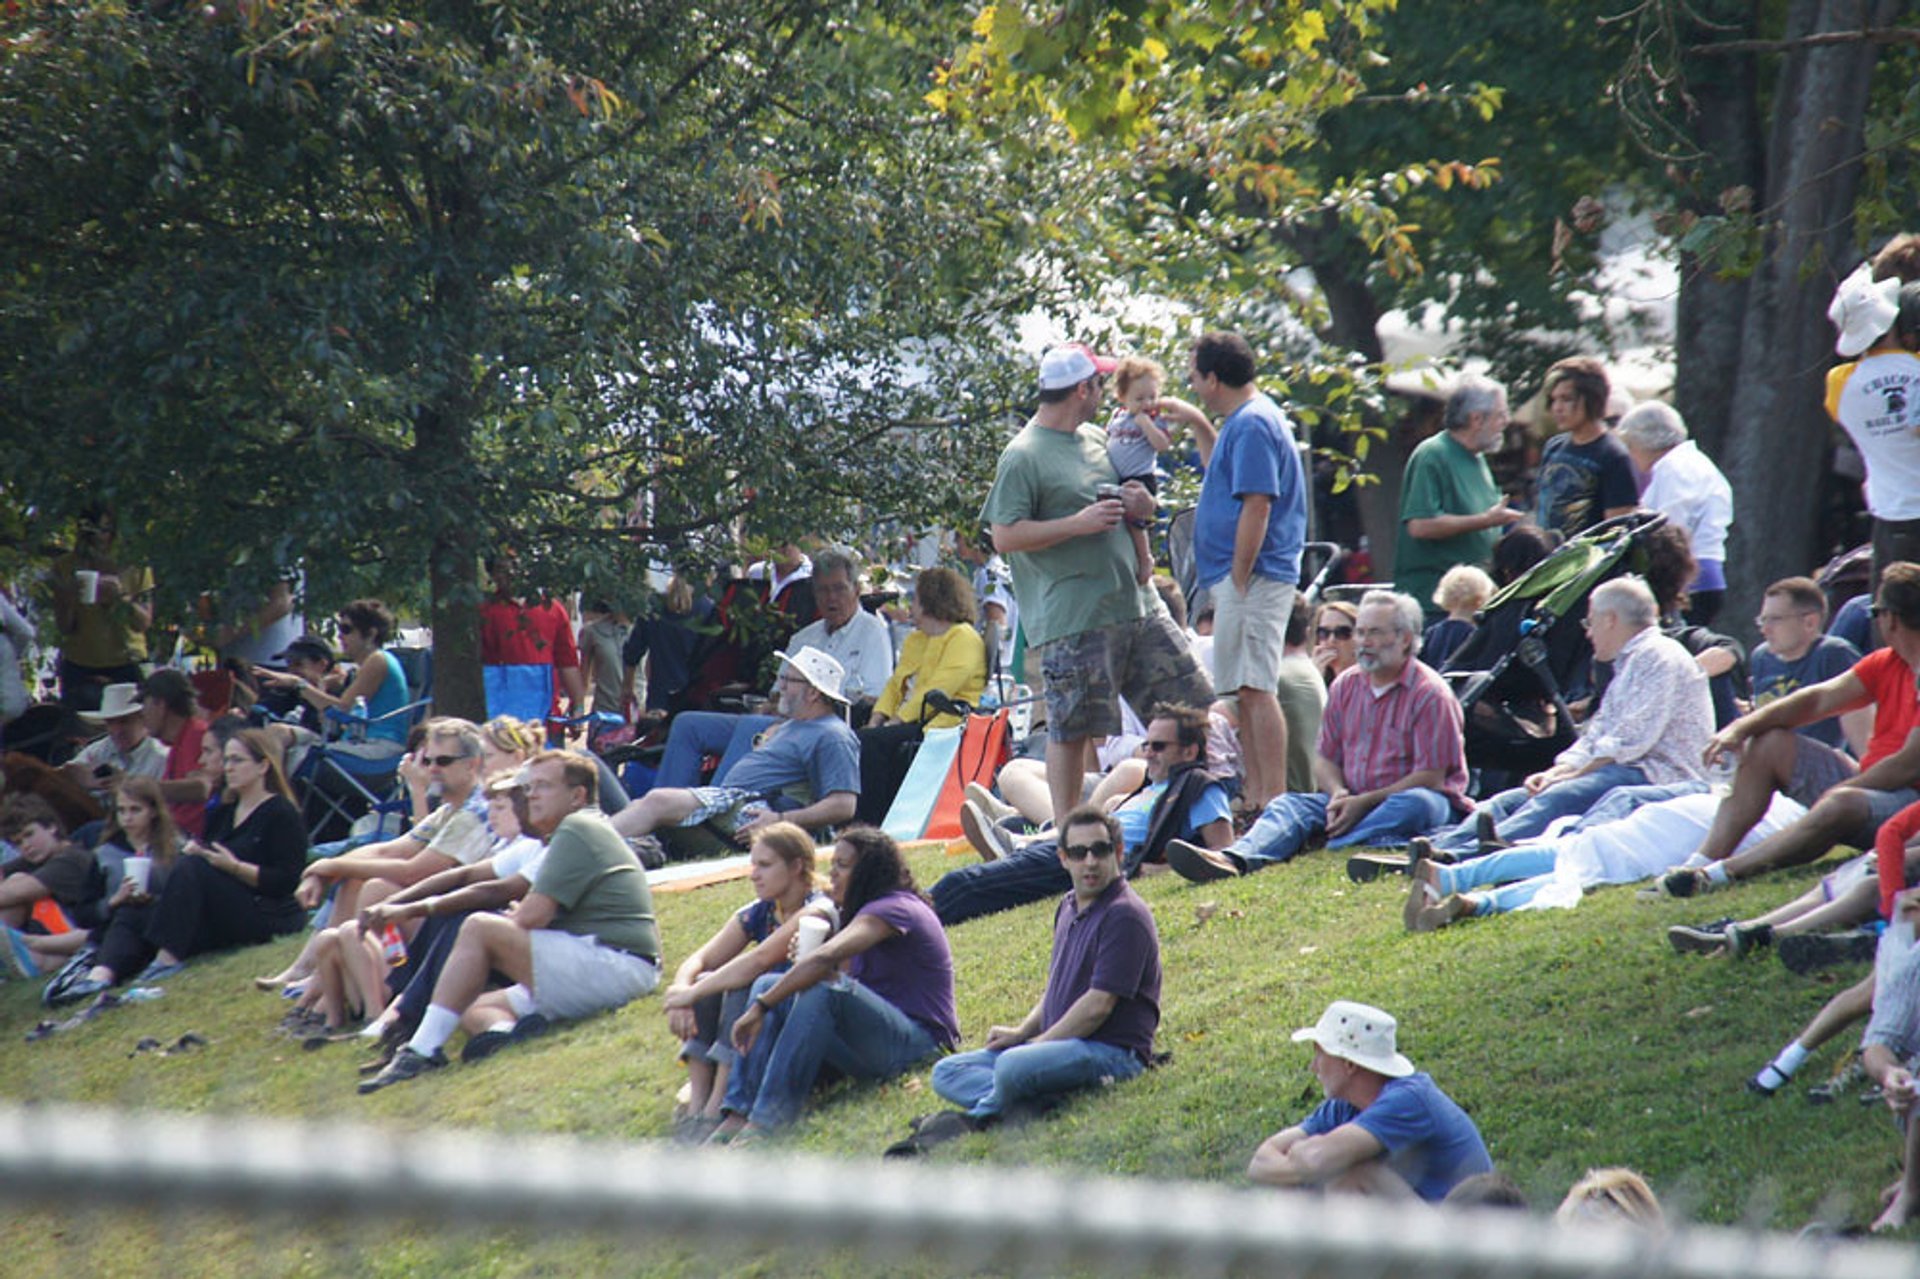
[357,1045,448,1094]
[1165,839,1244,883]
[4,928,38,980]
[1345,852,1412,884]
[134,959,188,983]
[1660,867,1715,899]
[41,948,99,1007]
[1778,928,1879,975]
[963,783,1018,825]
[512,1012,552,1042]
[959,800,1015,863]
[460,1027,518,1064]
[1725,921,1774,958]
[1666,924,1729,957]
[1808,1053,1867,1105]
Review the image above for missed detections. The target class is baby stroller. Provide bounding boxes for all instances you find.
[1441,511,1669,785]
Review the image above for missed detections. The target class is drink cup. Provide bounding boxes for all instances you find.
[75,570,100,604]
[123,857,153,895]
[794,914,831,959]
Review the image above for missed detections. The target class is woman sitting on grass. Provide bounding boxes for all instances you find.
[661,821,838,1139]
[711,826,957,1143]
[40,778,181,1005]
[133,728,308,981]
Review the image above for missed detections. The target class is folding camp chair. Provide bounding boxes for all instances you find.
[295,695,431,842]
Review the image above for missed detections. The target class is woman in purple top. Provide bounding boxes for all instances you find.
[714,826,957,1141]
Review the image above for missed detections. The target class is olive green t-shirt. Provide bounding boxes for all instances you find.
[1393,430,1502,614]
[531,810,660,960]
[979,419,1155,649]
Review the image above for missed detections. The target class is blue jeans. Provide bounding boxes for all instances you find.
[657,712,777,790]
[1437,846,1558,897]
[931,1039,1142,1117]
[1231,788,1452,870]
[724,973,941,1129]
[932,842,1071,926]
[1433,763,1650,854]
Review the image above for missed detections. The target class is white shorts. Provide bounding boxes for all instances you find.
[1211,576,1293,693]
[527,930,660,1022]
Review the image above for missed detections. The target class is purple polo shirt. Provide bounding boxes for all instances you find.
[1040,878,1161,1063]
[848,890,960,1048]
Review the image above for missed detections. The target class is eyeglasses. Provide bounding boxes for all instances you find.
[1754,613,1809,628]
[1061,840,1116,861]
[422,753,472,768]
[1141,739,1177,753]
[1316,626,1354,641]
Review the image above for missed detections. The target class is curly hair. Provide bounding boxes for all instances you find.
[913,566,977,626]
[836,826,927,918]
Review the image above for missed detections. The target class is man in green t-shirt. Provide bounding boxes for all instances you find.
[362,750,661,1092]
[981,345,1214,823]
[1393,375,1523,620]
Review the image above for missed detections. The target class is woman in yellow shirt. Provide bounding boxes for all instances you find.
[855,568,987,824]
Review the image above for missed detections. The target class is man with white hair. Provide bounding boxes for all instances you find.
[1421,575,1713,860]
[611,646,859,849]
[1166,590,1466,880]
[1248,999,1492,1201]
[1393,374,1523,623]
[1617,400,1733,624]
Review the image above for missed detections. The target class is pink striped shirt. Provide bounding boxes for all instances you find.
[1316,659,1469,809]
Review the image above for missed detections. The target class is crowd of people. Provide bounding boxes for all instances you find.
[9,246,1920,1231]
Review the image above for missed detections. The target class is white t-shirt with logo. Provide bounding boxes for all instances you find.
[1828,347,1920,520]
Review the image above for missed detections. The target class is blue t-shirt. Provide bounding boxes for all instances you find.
[734,888,835,944]
[717,713,861,802]
[1193,393,1306,589]
[1113,778,1232,847]
[363,649,412,743]
[1300,1071,1493,1202]
[1421,617,1475,670]
[1751,633,1861,749]
[1833,593,1879,655]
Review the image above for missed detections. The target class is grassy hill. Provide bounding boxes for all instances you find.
[0,841,1899,1274]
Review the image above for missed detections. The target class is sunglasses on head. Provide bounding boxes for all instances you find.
[1061,840,1116,861]
[1316,625,1354,641]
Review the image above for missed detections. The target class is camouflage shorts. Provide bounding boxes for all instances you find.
[1038,612,1215,742]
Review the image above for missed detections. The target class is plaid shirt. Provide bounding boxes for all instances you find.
[1317,658,1468,809]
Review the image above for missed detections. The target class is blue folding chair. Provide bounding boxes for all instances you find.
[484,663,554,727]
[295,694,432,842]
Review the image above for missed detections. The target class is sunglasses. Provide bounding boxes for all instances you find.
[1316,626,1354,641]
[422,753,472,768]
[1142,739,1177,753]
[1061,840,1116,861]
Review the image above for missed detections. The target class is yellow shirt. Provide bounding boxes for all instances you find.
[872,624,987,729]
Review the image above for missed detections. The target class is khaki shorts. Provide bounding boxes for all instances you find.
[1210,576,1293,693]
[1038,613,1215,742]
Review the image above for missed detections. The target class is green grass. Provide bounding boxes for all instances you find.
[0,844,1901,1273]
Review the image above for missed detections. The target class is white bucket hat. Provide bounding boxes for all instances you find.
[79,682,145,723]
[776,646,849,704]
[1291,999,1416,1078]
[1829,262,1902,357]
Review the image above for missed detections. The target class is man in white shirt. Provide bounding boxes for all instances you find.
[62,683,167,798]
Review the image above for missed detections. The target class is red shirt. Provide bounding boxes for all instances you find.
[1317,659,1469,810]
[479,598,581,669]
[166,717,209,838]
[1853,647,1920,771]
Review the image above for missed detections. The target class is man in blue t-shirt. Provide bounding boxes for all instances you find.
[1750,576,1863,752]
[1188,330,1307,812]
[932,707,1233,925]
[1249,999,1492,1202]
[611,647,860,849]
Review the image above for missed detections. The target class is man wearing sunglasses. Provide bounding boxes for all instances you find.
[918,807,1160,1138]
[295,718,495,920]
[933,707,1232,925]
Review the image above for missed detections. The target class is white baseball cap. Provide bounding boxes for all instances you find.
[1830,262,1902,357]
[1038,342,1119,391]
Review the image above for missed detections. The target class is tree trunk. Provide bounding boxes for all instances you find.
[1671,0,1763,459]
[416,402,486,720]
[1718,0,1896,627]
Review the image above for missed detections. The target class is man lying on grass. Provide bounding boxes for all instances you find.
[360,750,661,1093]
[909,807,1161,1146]
[1248,1000,1491,1202]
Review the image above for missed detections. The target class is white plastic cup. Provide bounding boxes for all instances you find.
[794,914,830,959]
[75,570,100,605]
[123,857,152,894]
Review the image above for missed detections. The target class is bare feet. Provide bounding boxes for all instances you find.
[1873,1186,1915,1233]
